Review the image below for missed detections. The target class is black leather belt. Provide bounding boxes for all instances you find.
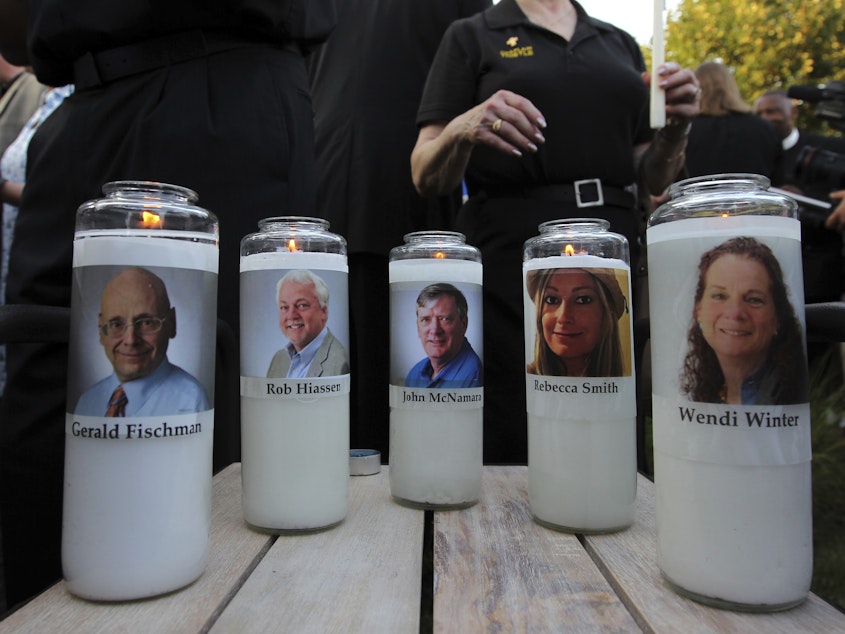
[73,29,290,91]
[483,179,636,209]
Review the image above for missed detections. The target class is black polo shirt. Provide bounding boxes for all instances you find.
[417,0,651,196]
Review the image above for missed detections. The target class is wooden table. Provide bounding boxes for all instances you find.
[1,465,842,633]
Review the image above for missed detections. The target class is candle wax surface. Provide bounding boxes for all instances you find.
[241,394,349,531]
[655,452,812,608]
[529,415,635,532]
[62,416,213,600]
[389,408,482,508]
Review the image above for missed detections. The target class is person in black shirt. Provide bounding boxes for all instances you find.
[307,0,489,459]
[411,0,699,463]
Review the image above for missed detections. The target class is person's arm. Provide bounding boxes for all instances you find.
[824,190,845,231]
[0,178,23,206]
[636,62,702,195]
[411,89,546,197]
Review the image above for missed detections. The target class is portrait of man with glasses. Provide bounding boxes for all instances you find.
[74,266,209,417]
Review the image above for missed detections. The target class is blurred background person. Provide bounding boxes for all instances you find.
[0,54,43,161]
[0,0,337,607]
[307,0,489,459]
[684,61,782,179]
[754,89,845,309]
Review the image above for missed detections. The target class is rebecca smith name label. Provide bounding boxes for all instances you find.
[531,378,619,394]
[525,375,635,420]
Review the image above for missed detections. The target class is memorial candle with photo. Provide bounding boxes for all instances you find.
[647,175,812,611]
[64,181,218,601]
[240,217,349,532]
[523,220,636,533]
[389,232,483,508]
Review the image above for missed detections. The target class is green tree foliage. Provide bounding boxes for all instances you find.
[645,0,845,133]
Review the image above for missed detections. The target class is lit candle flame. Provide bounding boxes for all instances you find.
[564,244,575,256]
[288,239,297,252]
[434,251,446,259]
[141,211,162,228]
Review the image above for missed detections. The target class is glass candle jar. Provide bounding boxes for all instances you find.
[65,181,218,600]
[388,231,483,508]
[239,217,349,532]
[647,174,812,611]
[523,219,636,533]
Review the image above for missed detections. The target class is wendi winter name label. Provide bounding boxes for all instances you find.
[66,411,213,440]
[652,395,811,467]
[678,406,800,428]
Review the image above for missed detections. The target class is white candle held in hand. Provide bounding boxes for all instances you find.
[650,0,666,129]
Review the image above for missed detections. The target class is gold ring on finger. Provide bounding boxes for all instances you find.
[492,119,503,133]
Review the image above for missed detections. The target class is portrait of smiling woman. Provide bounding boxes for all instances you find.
[681,237,808,405]
[525,267,629,377]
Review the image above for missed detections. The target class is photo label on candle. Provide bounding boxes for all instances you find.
[240,265,350,397]
[389,279,483,409]
[65,233,217,600]
[647,219,811,467]
[522,260,635,418]
[68,262,217,417]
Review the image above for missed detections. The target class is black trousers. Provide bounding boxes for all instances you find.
[0,44,316,606]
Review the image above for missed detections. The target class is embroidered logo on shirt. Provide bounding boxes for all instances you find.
[500,36,534,58]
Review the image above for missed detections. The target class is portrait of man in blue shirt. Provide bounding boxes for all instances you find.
[74,267,209,417]
[267,269,349,378]
[405,283,482,388]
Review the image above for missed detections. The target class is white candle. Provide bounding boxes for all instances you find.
[64,235,217,600]
[389,258,483,508]
[240,250,350,531]
[650,0,666,129]
[523,256,636,532]
[647,215,812,609]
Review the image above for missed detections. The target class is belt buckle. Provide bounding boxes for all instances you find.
[574,178,603,208]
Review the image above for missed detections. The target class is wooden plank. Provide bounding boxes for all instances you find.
[582,474,845,633]
[0,463,273,633]
[433,466,640,633]
[210,466,424,633]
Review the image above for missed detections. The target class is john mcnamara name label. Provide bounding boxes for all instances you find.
[389,385,483,410]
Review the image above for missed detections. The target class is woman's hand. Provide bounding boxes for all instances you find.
[824,190,845,231]
[455,89,547,156]
[642,62,701,126]
[411,90,546,197]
